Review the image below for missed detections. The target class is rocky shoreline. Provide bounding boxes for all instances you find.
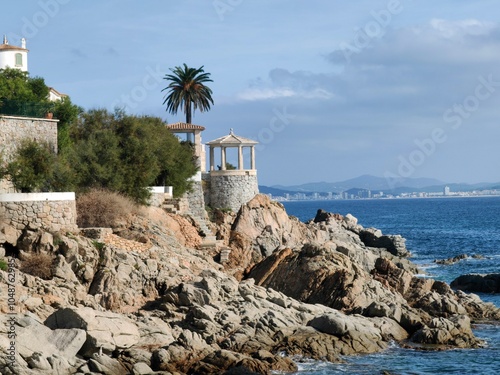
[1,194,499,374]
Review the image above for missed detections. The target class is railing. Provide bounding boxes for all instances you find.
[0,99,53,118]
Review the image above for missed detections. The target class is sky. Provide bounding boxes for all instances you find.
[2,0,500,187]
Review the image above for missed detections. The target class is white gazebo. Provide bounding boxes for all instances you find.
[206,128,257,173]
[204,129,259,212]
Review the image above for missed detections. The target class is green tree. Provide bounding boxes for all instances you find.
[0,68,81,134]
[162,64,214,124]
[0,68,35,103]
[5,139,57,193]
[52,97,83,154]
[68,109,197,203]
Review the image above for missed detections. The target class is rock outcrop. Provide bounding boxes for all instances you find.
[451,273,500,293]
[0,193,498,375]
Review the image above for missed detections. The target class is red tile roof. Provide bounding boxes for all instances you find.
[166,122,205,131]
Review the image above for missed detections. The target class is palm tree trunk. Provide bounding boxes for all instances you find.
[186,103,192,124]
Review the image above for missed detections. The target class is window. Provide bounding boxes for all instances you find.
[15,53,23,67]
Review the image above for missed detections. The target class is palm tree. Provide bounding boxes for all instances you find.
[162,64,214,124]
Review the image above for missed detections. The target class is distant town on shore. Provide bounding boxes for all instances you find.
[260,174,500,201]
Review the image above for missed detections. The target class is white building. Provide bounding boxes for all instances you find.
[0,36,28,72]
[1,35,67,103]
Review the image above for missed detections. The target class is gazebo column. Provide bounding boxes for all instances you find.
[250,146,256,170]
[209,146,215,171]
[221,146,226,170]
[238,145,243,170]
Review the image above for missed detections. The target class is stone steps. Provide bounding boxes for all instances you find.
[189,215,219,250]
[162,204,178,214]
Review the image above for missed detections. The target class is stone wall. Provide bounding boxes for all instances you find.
[0,115,58,161]
[0,115,58,193]
[0,193,77,233]
[207,171,259,212]
[184,181,206,218]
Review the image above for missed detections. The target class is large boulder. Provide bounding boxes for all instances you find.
[359,227,409,257]
[247,244,407,315]
[451,274,500,293]
[230,195,309,260]
[411,315,481,348]
[0,313,86,374]
[45,307,140,357]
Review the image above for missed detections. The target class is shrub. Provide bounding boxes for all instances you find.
[20,253,54,280]
[76,188,141,228]
[5,139,56,192]
[0,258,7,271]
[68,110,197,203]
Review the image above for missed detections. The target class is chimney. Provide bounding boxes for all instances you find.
[3,35,8,45]
[21,38,26,49]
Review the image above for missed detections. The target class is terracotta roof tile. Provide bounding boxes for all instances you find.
[166,122,205,131]
[0,44,27,51]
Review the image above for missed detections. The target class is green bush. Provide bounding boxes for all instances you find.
[5,139,56,192]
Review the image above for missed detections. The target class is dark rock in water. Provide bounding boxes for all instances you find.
[435,254,468,265]
[451,274,500,293]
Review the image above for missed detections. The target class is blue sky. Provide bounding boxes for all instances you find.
[3,0,500,187]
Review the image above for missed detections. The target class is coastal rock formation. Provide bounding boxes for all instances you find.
[434,254,485,265]
[0,193,499,374]
[451,273,500,293]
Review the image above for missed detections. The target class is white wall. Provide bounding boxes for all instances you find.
[0,49,28,72]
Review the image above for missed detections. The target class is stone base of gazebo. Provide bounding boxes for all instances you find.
[204,170,258,212]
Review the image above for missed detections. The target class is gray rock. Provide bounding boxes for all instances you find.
[132,362,153,375]
[45,307,140,356]
[308,312,351,336]
[88,353,128,375]
[411,315,480,348]
[359,228,409,257]
[16,314,86,362]
[26,352,51,370]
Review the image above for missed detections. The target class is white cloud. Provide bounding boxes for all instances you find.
[427,18,496,38]
[237,87,296,101]
[236,84,334,101]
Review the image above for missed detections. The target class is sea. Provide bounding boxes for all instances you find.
[280,196,500,375]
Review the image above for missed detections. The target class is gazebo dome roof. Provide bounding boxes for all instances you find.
[206,129,258,147]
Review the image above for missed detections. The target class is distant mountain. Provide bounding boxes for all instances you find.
[258,185,303,196]
[264,175,500,196]
[272,175,445,193]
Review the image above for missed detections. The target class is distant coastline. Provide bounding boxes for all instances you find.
[270,190,500,202]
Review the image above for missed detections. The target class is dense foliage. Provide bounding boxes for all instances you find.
[5,139,58,193]
[0,67,49,102]
[0,67,82,151]
[1,69,201,203]
[162,64,214,124]
[66,109,198,203]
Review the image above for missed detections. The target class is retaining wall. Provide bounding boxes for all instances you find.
[0,192,77,232]
[0,115,58,161]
